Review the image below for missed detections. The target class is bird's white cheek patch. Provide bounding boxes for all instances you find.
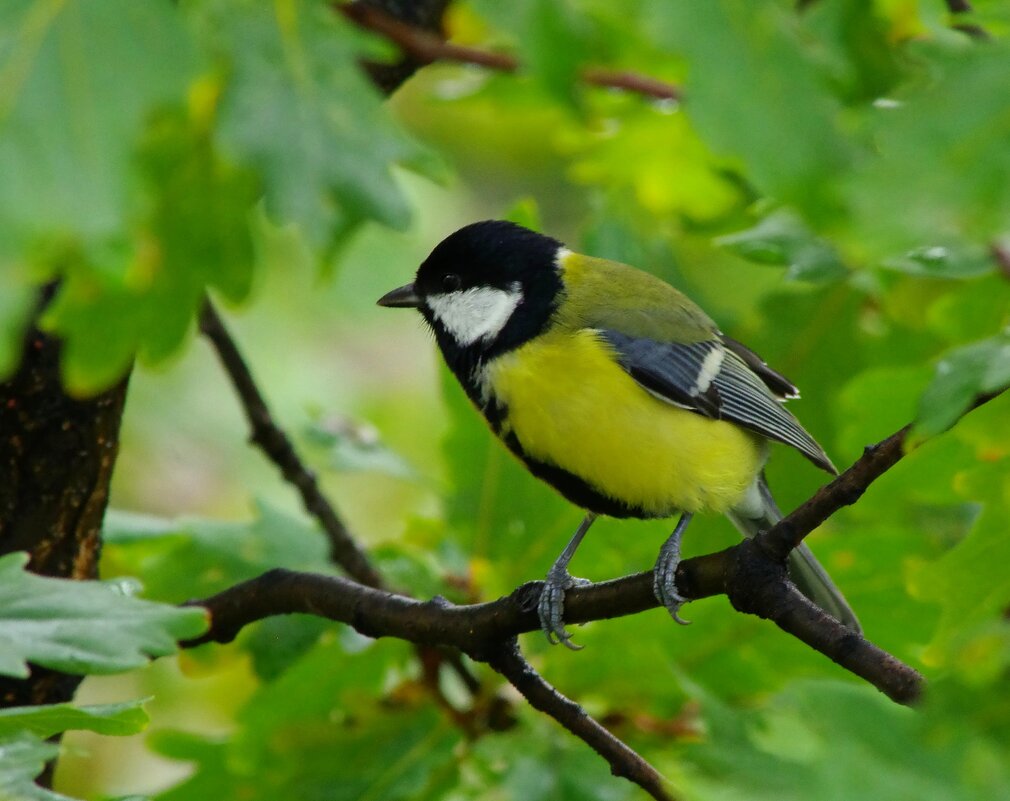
[426,284,523,346]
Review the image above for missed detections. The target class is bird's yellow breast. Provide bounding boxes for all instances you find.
[484,329,765,516]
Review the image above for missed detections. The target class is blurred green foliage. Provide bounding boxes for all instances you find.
[1,0,1009,799]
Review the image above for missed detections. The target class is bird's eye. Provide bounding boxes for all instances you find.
[442,273,462,292]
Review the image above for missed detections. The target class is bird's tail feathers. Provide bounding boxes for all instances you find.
[727,475,861,634]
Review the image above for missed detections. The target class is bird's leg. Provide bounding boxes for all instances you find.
[538,512,597,650]
[653,512,694,625]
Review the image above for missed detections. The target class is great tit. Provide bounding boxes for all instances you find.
[378,220,859,647]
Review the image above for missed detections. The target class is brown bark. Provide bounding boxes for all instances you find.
[0,284,130,711]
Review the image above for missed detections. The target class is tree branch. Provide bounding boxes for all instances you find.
[485,640,675,801]
[188,387,1008,706]
[354,0,453,93]
[340,2,681,101]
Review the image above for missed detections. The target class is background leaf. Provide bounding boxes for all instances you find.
[915,332,1010,437]
[0,553,206,678]
[716,210,848,283]
[0,0,197,244]
[102,501,331,604]
[0,699,149,739]
[0,732,69,801]
[210,0,429,248]
[650,0,850,218]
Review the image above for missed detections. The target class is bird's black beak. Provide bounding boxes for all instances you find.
[376,283,421,308]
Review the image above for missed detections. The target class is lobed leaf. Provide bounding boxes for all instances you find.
[915,332,1010,437]
[102,500,331,604]
[0,732,70,801]
[651,0,851,219]
[209,0,429,248]
[716,211,848,283]
[0,699,149,739]
[0,553,206,678]
[0,0,197,244]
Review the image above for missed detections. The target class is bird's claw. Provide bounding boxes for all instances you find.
[653,551,692,626]
[538,568,590,649]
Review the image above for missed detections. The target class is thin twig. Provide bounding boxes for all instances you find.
[943,0,989,39]
[198,299,482,697]
[581,68,680,101]
[484,639,675,801]
[340,2,681,101]
[198,300,386,588]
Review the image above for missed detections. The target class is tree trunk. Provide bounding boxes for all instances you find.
[0,284,130,713]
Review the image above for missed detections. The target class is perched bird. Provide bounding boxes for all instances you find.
[378,220,859,647]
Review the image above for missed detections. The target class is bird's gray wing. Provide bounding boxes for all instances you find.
[719,334,799,400]
[599,330,836,474]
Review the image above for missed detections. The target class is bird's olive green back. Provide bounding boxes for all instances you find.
[553,253,719,343]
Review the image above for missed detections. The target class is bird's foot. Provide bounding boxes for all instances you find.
[653,561,691,625]
[653,516,692,625]
[538,566,591,649]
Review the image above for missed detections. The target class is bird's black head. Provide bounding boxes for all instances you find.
[378,220,566,367]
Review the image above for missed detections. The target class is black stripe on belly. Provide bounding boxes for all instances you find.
[500,432,652,520]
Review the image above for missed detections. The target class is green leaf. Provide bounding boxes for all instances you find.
[801,0,903,104]
[836,365,933,457]
[0,0,198,244]
[0,699,149,739]
[39,108,259,395]
[568,108,744,224]
[0,732,70,801]
[915,332,1010,437]
[0,552,206,678]
[881,245,996,280]
[469,0,594,105]
[846,42,1010,254]
[681,678,1010,801]
[523,0,592,105]
[155,709,459,801]
[909,499,1010,677]
[147,731,232,801]
[303,416,418,481]
[652,1,850,218]
[461,714,636,801]
[153,637,461,801]
[242,615,333,682]
[209,0,427,247]
[716,211,848,283]
[370,541,448,601]
[102,500,331,604]
[503,197,543,232]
